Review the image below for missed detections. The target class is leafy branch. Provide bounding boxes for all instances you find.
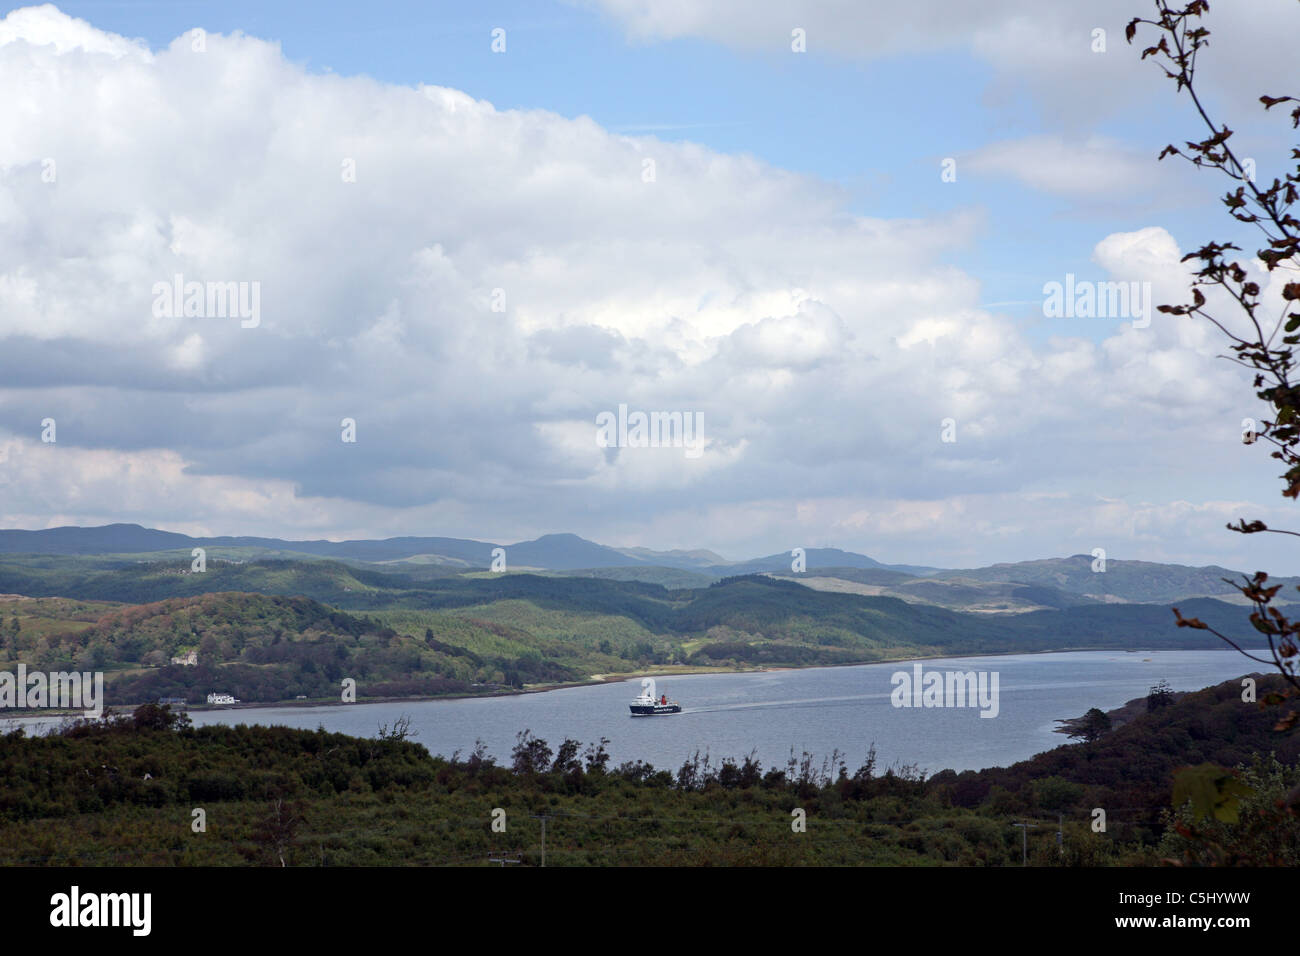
[1128,0,1300,721]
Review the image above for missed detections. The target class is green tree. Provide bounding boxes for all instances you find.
[198,634,219,662]
[32,637,56,667]
[510,729,553,775]
[551,738,582,775]
[1147,679,1175,713]
[1070,707,1113,743]
[583,737,611,774]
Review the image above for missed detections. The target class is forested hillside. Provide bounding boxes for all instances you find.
[0,564,1276,707]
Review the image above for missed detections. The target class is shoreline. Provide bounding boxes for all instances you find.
[193,643,1209,713]
[0,645,1238,721]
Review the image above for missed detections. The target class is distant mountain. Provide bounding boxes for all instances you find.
[3,526,1291,606]
[769,568,1100,612]
[786,567,919,587]
[0,525,629,570]
[496,533,647,570]
[894,577,1100,611]
[0,525,919,576]
[711,547,933,576]
[613,546,730,569]
[932,554,1300,605]
[0,524,493,564]
[0,524,195,555]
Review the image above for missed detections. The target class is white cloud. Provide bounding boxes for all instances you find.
[0,3,148,58]
[0,6,1295,571]
[963,135,1157,197]
[578,0,1300,123]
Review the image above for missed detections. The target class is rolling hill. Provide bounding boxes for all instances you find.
[3,526,1291,608]
[0,553,1279,709]
[0,525,1291,710]
[929,554,1300,604]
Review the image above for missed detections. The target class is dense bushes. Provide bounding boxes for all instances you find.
[2,591,588,705]
[0,676,1295,865]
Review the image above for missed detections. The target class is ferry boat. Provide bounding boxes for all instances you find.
[629,677,681,716]
[206,692,240,706]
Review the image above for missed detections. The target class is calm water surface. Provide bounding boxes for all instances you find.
[176,651,1259,772]
[2,650,1259,773]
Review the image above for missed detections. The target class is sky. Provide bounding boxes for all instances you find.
[2,0,1300,571]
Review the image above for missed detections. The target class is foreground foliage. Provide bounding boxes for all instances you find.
[1,675,1295,866]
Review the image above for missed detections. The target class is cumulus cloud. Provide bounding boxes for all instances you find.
[0,3,147,58]
[0,5,1293,570]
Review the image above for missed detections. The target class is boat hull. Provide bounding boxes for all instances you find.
[629,703,682,716]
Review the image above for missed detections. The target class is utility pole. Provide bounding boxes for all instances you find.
[531,814,554,867]
[1012,822,1038,866]
[1057,813,1063,859]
